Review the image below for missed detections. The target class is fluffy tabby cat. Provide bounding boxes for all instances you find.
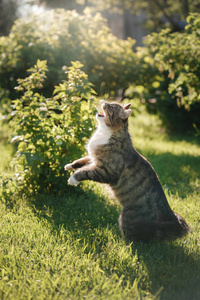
[65,102,191,242]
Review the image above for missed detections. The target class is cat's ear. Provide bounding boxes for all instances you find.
[121,108,132,119]
[122,103,132,119]
[124,109,132,119]
[124,103,131,110]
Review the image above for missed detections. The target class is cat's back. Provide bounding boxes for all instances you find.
[112,146,170,209]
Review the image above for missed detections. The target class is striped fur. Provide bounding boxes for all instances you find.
[65,102,191,242]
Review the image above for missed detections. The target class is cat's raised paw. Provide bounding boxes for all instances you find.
[68,174,80,186]
[64,163,74,171]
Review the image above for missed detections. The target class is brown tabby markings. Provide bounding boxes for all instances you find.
[65,102,191,242]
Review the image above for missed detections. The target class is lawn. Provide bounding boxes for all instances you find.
[0,108,200,300]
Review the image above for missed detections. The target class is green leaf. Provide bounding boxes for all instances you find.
[36,59,48,71]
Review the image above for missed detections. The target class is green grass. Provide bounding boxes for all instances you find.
[0,109,200,300]
[0,124,13,175]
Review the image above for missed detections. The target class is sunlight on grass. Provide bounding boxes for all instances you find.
[130,108,199,157]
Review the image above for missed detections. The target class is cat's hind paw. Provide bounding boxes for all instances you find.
[64,163,74,171]
[68,174,80,186]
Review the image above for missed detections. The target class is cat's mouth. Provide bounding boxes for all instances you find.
[97,103,106,118]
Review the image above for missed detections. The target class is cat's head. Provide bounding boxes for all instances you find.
[97,102,132,130]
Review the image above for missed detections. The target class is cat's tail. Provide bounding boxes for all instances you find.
[119,210,191,242]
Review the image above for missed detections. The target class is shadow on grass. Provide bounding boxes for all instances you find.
[31,185,121,240]
[132,241,200,300]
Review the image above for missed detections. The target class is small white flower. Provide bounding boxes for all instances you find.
[56,140,63,146]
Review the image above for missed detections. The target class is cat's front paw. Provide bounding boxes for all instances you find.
[64,163,74,171]
[68,174,80,186]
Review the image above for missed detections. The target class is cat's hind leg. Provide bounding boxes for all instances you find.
[118,208,191,242]
[118,210,158,242]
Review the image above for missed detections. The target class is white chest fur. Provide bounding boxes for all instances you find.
[87,123,112,155]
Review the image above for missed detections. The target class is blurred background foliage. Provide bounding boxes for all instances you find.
[126,13,200,132]
[0,9,136,98]
[0,0,200,135]
[32,0,200,32]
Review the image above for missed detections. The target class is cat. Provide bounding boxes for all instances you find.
[64,102,191,242]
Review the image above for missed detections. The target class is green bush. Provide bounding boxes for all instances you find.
[8,60,96,194]
[127,13,200,133]
[0,8,136,99]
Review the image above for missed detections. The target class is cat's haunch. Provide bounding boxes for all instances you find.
[65,102,191,242]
